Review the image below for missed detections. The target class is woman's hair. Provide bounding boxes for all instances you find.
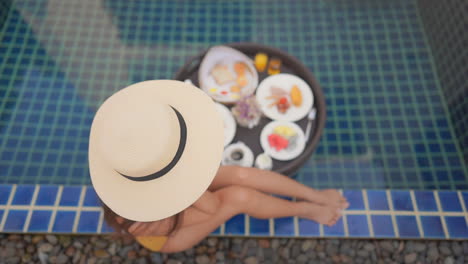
[101,201,183,237]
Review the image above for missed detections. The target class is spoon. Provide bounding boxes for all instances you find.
[304,108,317,142]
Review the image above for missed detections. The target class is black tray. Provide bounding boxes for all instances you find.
[174,43,326,176]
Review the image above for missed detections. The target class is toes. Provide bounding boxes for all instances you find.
[341,202,350,209]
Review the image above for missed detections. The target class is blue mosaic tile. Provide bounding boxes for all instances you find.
[346,215,370,237]
[28,210,52,232]
[101,220,114,233]
[438,191,463,212]
[83,187,100,207]
[371,215,395,237]
[77,211,100,233]
[274,217,294,236]
[0,185,12,204]
[250,217,269,236]
[414,191,438,211]
[35,185,58,206]
[445,216,468,238]
[225,214,245,235]
[396,215,420,238]
[59,186,82,206]
[298,219,320,236]
[11,185,35,205]
[367,190,389,210]
[391,191,414,211]
[343,190,365,210]
[462,192,468,209]
[324,218,345,237]
[3,210,28,231]
[420,216,445,238]
[211,227,220,235]
[52,211,76,232]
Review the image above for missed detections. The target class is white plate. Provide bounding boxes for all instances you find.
[215,103,236,147]
[199,46,259,103]
[256,73,313,122]
[260,120,306,161]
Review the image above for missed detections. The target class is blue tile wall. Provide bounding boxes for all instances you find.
[3,210,28,232]
[211,227,221,235]
[415,191,438,211]
[1,185,467,239]
[418,0,468,163]
[101,220,115,233]
[59,186,82,207]
[274,217,295,236]
[83,187,100,207]
[250,217,270,236]
[35,185,58,206]
[343,190,365,210]
[391,191,414,211]
[438,192,463,212]
[462,192,468,209]
[0,184,12,204]
[298,219,320,236]
[0,0,465,193]
[28,210,52,232]
[396,216,420,238]
[11,185,34,205]
[52,211,76,233]
[0,0,12,32]
[323,218,345,237]
[445,217,468,239]
[420,216,445,238]
[346,215,370,237]
[225,214,245,235]
[371,215,395,238]
[77,211,100,233]
[367,190,389,210]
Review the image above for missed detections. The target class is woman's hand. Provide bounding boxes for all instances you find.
[191,191,221,215]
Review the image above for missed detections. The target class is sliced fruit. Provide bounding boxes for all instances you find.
[290,85,302,107]
[237,74,248,87]
[268,134,289,151]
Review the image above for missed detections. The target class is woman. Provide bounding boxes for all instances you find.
[89,80,348,253]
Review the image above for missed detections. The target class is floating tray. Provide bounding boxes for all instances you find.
[174,43,326,176]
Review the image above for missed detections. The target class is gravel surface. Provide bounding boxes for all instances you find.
[1,234,467,263]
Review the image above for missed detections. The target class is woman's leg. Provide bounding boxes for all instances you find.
[160,185,341,253]
[209,166,348,209]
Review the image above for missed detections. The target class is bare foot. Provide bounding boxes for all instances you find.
[299,202,342,227]
[317,189,349,209]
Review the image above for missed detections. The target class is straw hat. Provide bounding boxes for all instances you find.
[89,80,224,222]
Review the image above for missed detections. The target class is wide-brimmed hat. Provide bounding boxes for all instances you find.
[89,80,224,222]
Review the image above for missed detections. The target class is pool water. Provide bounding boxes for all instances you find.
[0,0,466,189]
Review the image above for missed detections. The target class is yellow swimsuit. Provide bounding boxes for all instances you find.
[135,236,168,252]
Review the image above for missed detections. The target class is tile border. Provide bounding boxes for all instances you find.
[0,184,467,239]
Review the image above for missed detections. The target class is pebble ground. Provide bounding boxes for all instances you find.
[1,234,467,263]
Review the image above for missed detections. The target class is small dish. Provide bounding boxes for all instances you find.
[260,120,306,161]
[222,142,254,167]
[256,73,313,121]
[255,153,273,170]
